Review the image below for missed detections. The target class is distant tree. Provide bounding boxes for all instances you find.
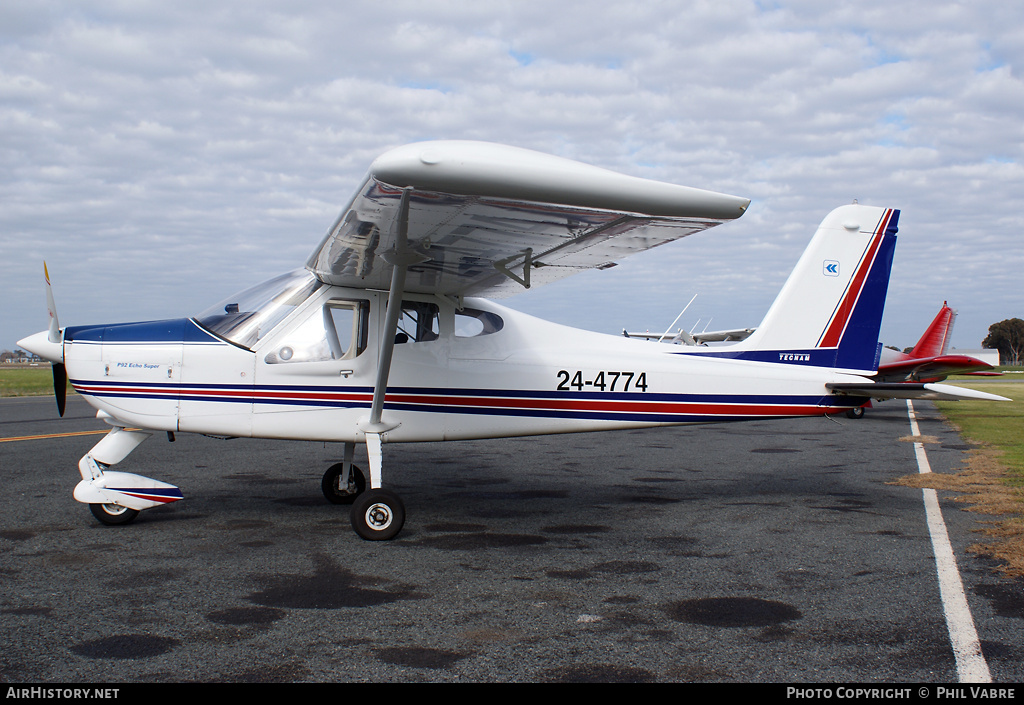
[983,318,1024,365]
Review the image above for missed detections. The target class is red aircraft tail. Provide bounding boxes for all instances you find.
[909,302,956,358]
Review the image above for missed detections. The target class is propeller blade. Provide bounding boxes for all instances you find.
[53,363,67,418]
[45,262,61,344]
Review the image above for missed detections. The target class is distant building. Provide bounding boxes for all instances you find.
[1,350,42,364]
[952,348,1001,367]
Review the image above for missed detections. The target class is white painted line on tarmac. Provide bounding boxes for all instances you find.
[907,400,992,683]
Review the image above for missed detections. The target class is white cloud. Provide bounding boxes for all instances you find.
[1,0,1021,354]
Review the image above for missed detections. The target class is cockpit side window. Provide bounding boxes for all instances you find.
[325,300,370,360]
[396,301,439,344]
[264,298,369,364]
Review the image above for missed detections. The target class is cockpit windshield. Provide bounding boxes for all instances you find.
[193,269,322,349]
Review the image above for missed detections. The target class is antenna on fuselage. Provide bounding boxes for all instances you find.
[657,293,698,343]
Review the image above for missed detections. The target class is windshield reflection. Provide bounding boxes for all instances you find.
[193,269,322,349]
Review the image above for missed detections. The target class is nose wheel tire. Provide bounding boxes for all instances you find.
[351,489,405,541]
[322,463,366,505]
[89,503,140,526]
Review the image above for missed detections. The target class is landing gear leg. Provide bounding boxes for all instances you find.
[349,433,405,540]
[74,426,183,526]
[353,194,418,542]
[321,442,366,504]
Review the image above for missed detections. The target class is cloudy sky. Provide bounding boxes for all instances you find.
[2,0,1021,354]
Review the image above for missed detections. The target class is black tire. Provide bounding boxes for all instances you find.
[321,463,366,505]
[845,406,865,419]
[89,503,140,526]
[351,489,405,541]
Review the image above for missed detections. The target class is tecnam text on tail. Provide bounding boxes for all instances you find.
[19,141,1008,539]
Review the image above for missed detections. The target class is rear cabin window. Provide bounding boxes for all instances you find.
[454,308,504,338]
[396,301,440,344]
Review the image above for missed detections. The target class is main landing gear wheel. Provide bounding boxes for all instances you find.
[321,463,367,505]
[89,503,140,526]
[845,406,866,419]
[351,489,405,541]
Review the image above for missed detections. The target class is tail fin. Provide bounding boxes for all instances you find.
[909,302,956,358]
[731,204,899,373]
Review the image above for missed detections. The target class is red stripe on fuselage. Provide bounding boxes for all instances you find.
[387,393,824,417]
[73,383,849,419]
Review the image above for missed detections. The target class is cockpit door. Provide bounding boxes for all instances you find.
[252,288,380,441]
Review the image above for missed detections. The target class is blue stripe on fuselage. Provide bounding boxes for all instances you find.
[70,379,864,417]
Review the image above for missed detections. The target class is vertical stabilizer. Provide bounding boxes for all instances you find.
[910,303,956,358]
[729,204,899,373]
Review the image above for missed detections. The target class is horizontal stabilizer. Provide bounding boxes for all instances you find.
[827,382,1011,402]
[875,353,995,383]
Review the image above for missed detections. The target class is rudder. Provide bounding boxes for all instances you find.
[729,204,899,373]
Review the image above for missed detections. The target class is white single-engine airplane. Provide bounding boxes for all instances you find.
[19,141,1009,540]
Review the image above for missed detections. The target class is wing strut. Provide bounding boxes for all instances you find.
[360,188,428,490]
[366,187,427,431]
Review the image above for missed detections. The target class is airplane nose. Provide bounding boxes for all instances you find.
[17,330,64,364]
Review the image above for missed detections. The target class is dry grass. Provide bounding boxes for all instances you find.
[894,439,1024,577]
[891,382,1024,577]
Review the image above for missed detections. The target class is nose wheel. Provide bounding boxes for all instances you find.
[89,503,140,526]
[321,463,366,505]
[351,489,405,541]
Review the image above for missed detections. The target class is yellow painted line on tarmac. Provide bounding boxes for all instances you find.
[0,429,138,443]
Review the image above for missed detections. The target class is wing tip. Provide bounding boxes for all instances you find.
[371,140,750,220]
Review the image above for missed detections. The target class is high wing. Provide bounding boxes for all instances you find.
[623,327,755,345]
[623,330,700,344]
[307,141,750,298]
[693,327,755,343]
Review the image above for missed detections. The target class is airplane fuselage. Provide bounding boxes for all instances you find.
[63,284,867,444]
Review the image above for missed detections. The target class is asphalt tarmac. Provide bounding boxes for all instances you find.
[2,394,1023,684]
